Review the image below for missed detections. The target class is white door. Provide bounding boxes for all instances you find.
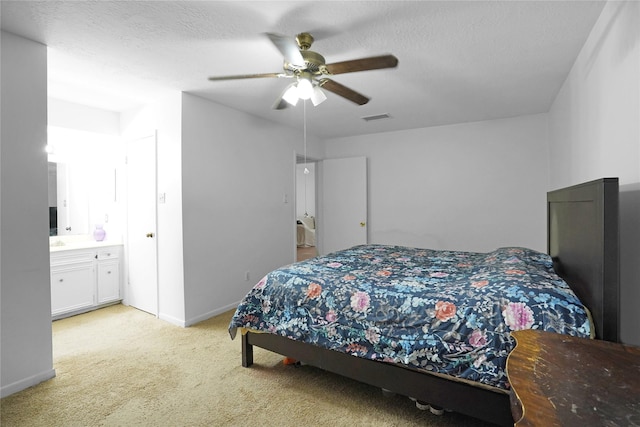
[126,134,158,316]
[321,157,368,255]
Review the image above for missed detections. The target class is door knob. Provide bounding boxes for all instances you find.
[146,232,154,238]
[360,222,366,227]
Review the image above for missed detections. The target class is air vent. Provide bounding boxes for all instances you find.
[361,113,391,122]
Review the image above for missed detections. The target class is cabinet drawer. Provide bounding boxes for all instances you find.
[51,250,96,266]
[97,248,119,260]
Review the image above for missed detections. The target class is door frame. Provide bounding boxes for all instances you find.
[294,152,319,262]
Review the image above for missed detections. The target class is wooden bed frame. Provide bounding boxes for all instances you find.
[547,177,619,343]
[240,178,620,426]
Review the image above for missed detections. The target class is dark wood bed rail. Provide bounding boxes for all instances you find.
[242,331,514,426]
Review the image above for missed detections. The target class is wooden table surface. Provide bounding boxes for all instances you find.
[507,329,640,427]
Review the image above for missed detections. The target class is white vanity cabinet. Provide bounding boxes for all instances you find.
[50,250,95,317]
[50,244,123,319]
[96,249,120,304]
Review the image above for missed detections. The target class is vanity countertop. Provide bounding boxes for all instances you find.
[49,236,122,252]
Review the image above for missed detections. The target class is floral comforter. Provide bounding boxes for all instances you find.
[229,245,591,390]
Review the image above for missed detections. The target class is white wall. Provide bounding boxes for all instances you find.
[1,31,55,397]
[548,0,640,346]
[181,93,323,325]
[121,92,185,326]
[324,114,550,253]
[48,98,120,135]
[120,93,324,327]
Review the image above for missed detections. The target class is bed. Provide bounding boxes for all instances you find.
[229,178,619,426]
[296,216,316,247]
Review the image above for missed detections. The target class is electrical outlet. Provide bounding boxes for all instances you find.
[245,271,250,281]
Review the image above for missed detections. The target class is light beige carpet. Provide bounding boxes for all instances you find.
[1,305,495,426]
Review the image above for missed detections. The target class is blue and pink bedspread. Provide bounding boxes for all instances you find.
[229,245,591,389]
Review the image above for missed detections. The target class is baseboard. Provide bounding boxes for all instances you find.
[184,301,240,327]
[1,368,56,398]
[123,302,240,328]
[158,312,186,328]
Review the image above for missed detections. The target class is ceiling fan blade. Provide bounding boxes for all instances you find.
[319,79,369,105]
[208,72,285,81]
[265,33,305,68]
[325,55,398,75]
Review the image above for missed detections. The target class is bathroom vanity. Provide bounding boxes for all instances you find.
[50,237,123,319]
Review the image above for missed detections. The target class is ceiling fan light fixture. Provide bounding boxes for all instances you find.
[282,84,299,106]
[297,78,314,100]
[311,86,327,106]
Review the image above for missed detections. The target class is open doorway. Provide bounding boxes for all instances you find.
[295,157,317,262]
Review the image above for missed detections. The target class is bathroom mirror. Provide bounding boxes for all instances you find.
[48,162,58,235]
[48,161,91,236]
[47,127,123,237]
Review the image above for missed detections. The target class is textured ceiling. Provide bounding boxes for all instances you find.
[0,1,606,139]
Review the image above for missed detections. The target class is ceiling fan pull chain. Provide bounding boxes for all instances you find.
[303,100,309,217]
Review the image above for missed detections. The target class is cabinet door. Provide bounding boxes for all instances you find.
[97,260,120,304]
[51,263,95,316]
